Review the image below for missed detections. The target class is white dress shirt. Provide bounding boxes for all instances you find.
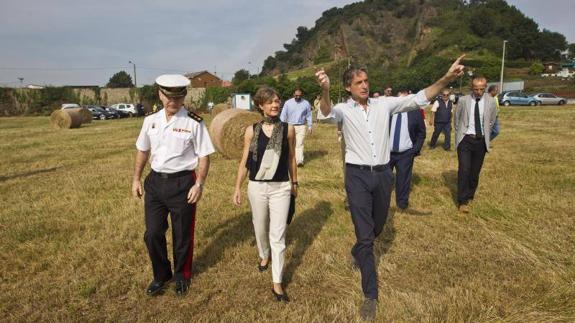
[466,95,485,135]
[330,90,428,165]
[136,107,215,173]
[389,112,413,153]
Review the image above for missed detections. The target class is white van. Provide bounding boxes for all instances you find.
[110,103,137,116]
[61,103,80,110]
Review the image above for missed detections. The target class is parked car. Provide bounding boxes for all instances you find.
[61,103,80,110]
[99,106,121,119]
[499,91,540,106]
[86,105,115,120]
[531,93,567,105]
[109,103,137,116]
[106,106,130,118]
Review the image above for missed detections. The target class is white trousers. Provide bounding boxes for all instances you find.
[294,125,307,164]
[247,180,291,283]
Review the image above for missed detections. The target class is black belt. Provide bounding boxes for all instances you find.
[465,134,484,140]
[346,163,389,172]
[151,170,193,179]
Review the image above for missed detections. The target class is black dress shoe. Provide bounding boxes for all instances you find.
[146,280,167,296]
[272,288,290,302]
[175,280,190,297]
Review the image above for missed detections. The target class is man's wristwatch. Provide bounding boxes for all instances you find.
[292,181,299,187]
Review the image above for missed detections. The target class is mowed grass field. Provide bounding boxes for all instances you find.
[0,105,574,322]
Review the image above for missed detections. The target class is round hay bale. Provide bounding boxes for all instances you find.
[209,109,261,159]
[68,107,92,123]
[50,109,83,129]
[211,103,231,116]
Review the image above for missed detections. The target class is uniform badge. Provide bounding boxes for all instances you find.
[187,111,203,123]
[152,123,156,129]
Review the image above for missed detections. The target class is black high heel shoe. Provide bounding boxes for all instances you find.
[272,288,290,302]
[258,260,269,272]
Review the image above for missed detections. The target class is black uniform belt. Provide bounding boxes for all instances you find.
[465,134,484,140]
[151,170,193,179]
[346,163,389,172]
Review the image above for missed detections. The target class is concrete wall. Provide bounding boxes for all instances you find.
[0,86,207,116]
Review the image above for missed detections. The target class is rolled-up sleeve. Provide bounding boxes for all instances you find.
[329,104,344,122]
[135,119,150,151]
[193,122,216,157]
[388,90,430,115]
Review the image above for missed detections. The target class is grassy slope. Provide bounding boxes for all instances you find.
[0,106,574,322]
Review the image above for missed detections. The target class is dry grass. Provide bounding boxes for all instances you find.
[0,105,574,322]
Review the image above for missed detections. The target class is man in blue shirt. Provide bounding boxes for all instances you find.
[280,88,313,166]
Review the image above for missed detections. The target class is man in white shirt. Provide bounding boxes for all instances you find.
[315,55,466,321]
[132,74,215,297]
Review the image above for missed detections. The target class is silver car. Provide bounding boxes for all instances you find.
[532,93,567,105]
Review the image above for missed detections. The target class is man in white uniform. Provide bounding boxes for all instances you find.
[132,74,215,297]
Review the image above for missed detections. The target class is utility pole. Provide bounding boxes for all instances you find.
[129,60,137,87]
[499,40,508,93]
[18,77,24,87]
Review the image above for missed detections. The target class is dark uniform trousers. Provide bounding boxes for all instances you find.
[429,122,451,150]
[389,149,415,209]
[345,164,393,300]
[457,135,487,204]
[144,170,197,282]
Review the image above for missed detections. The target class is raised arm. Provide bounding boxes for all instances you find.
[315,69,332,117]
[424,54,466,101]
[387,55,467,115]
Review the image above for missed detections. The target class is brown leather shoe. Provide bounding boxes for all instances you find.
[458,204,470,213]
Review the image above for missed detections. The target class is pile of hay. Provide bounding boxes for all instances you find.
[50,109,83,129]
[211,103,231,116]
[209,109,261,159]
[68,107,92,123]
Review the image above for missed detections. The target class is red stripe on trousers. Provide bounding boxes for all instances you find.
[183,171,197,280]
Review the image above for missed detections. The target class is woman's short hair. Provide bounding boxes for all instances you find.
[253,86,279,113]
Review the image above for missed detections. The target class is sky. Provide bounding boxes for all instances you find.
[0,0,573,87]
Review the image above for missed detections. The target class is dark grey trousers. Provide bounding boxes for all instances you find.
[345,164,393,300]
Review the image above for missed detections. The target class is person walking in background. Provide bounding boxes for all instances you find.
[233,86,297,302]
[390,90,426,211]
[132,74,215,297]
[454,76,497,213]
[428,89,454,151]
[280,88,312,166]
[315,55,466,321]
[383,87,393,97]
[488,84,501,140]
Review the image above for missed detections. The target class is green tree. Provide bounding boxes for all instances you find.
[534,29,567,60]
[569,43,575,58]
[529,62,544,75]
[232,69,250,85]
[106,71,134,88]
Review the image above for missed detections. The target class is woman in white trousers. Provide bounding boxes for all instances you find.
[233,86,297,302]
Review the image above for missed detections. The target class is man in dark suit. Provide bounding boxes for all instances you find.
[454,76,497,213]
[428,89,454,150]
[389,90,426,210]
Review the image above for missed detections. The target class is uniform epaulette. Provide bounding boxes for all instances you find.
[187,111,203,123]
